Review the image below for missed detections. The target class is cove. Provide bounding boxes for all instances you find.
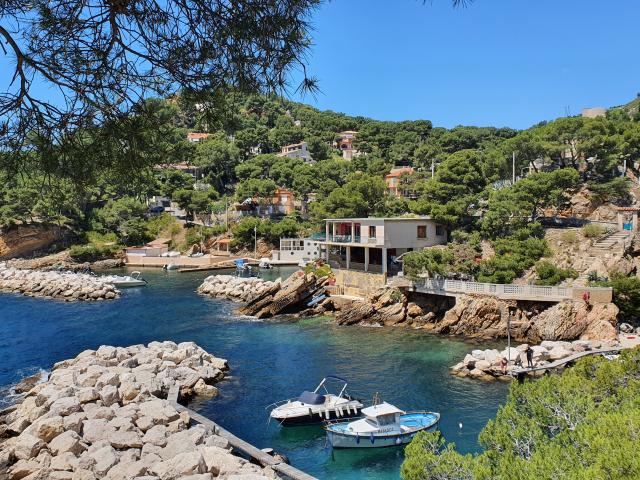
[0,267,508,479]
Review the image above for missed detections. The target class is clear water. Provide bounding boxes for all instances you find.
[0,267,508,479]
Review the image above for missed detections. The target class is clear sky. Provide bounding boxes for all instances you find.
[291,0,640,129]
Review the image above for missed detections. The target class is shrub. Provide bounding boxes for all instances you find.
[477,236,549,284]
[402,347,640,480]
[69,243,122,261]
[535,260,578,285]
[560,230,579,244]
[582,223,606,238]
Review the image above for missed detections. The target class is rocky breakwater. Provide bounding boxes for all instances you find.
[0,263,120,301]
[238,271,329,319]
[197,275,277,303]
[0,341,279,480]
[451,339,620,381]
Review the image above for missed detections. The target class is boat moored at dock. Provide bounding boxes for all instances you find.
[100,271,148,288]
[269,376,363,426]
[325,401,439,448]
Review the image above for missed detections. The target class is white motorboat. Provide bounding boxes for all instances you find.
[325,401,440,448]
[101,271,147,288]
[268,376,363,426]
[259,258,273,269]
[163,264,179,271]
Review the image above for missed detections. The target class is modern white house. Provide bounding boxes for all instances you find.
[271,238,322,264]
[277,141,313,162]
[320,217,448,274]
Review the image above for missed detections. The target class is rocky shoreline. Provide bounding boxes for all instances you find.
[451,339,621,381]
[197,275,277,303]
[0,341,279,480]
[0,264,120,302]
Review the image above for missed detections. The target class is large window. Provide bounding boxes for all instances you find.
[417,226,427,239]
[369,226,377,238]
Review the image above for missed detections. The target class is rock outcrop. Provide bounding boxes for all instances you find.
[198,275,276,303]
[451,339,620,381]
[329,286,618,343]
[238,271,327,318]
[0,263,120,301]
[0,342,277,480]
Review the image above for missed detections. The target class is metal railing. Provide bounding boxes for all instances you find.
[411,278,581,301]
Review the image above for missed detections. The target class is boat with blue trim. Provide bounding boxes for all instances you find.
[268,376,363,426]
[325,401,440,448]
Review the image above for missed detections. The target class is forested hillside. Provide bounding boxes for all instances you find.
[2,92,640,294]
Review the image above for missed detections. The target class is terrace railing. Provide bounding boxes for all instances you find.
[408,278,612,303]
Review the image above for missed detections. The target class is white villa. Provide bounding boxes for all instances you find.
[277,141,313,162]
[320,217,448,274]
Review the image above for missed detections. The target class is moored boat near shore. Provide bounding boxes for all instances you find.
[269,376,363,426]
[325,401,440,448]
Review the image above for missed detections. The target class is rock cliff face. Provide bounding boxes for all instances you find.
[238,272,327,318]
[0,342,277,480]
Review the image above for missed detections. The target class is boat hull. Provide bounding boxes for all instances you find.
[112,280,147,288]
[326,412,440,448]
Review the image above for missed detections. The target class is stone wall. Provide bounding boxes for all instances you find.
[332,269,386,298]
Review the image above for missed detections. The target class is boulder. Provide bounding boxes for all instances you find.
[49,431,86,456]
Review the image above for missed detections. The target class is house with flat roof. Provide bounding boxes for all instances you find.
[319,217,448,274]
[278,141,313,162]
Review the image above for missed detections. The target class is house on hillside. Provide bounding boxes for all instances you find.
[336,130,358,160]
[278,141,313,162]
[234,187,296,217]
[318,217,448,275]
[187,132,211,143]
[385,166,417,198]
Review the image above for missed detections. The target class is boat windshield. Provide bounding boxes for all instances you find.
[298,391,326,405]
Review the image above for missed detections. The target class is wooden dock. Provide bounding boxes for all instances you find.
[511,348,621,378]
[167,386,317,480]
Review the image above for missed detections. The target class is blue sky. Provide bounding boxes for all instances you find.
[291,0,640,129]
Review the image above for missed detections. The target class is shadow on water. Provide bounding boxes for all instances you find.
[0,267,509,480]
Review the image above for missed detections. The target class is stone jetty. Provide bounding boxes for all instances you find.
[197,275,277,303]
[451,339,620,381]
[0,341,279,480]
[0,263,120,301]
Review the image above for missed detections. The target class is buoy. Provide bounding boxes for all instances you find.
[459,422,463,429]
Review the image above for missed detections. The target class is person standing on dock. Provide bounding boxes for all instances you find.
[525,345,534,369]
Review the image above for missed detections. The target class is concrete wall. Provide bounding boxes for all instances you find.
[333,269,387,298]
[382,220,446,249]
[272,238,321,263]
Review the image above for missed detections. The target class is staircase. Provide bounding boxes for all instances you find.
[589,230,633,253]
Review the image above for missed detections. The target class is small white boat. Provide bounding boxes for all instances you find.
[163,264,179,271]
[298,258,312,268]
[101,271,147,288]
[268,376,363,426]
[259,258,273,269]
[325,401,440,448]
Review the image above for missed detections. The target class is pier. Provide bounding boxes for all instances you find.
[511,348,621,381]
[168,385,318,480]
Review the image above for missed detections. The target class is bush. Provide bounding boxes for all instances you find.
[231,216,301,248]
[582,223,606,238]
[535,260,578,285]
[477,236,549,284]
[560,230,579,244]
[69,243,122,261]
[402,347,640,480]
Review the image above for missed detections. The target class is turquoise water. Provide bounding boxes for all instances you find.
[0,268,508,479]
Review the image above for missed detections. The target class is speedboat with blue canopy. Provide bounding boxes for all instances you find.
[325,401,440,448]
[268,376,363,426]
